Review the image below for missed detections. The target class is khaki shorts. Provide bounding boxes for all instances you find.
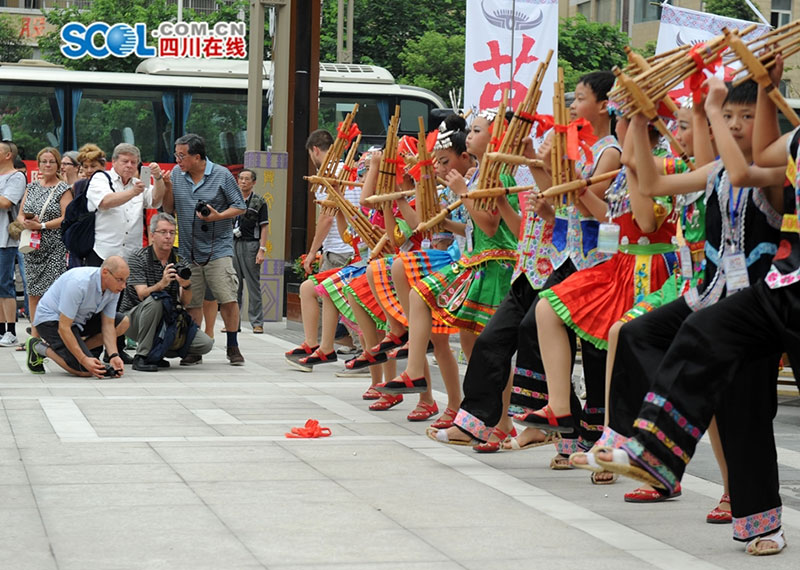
[187,256,239,308]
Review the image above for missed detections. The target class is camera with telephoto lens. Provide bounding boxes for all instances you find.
[173,261,192,280]
[195,199,211,217]
[103,363,121,378]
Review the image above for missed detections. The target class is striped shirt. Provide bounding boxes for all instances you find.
[170,159,245,263]
[120,246,180,313]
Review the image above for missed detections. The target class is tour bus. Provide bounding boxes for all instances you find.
[0,57,446,166]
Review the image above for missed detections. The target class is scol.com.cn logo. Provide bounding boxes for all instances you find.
[60,21,247,60]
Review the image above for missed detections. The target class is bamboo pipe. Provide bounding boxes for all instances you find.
[415,199,463,233]
[364,189,416,204]
[539,168,621,198]
[486,152,545,169]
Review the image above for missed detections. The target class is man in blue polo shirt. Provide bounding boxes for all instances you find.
[162,133,246,365]
[26,256,130,378]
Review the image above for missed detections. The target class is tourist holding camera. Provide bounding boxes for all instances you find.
[162,134,246,365]
[121,213,213,371]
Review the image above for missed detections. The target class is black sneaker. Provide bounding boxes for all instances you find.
[26,337,46,374]
[180,354,203,366]
[132,355,158,372]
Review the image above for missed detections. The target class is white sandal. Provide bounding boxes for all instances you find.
[594,447,666,490]
[746,529,786,556]
[425,426,475,446]
[569,449,603,472]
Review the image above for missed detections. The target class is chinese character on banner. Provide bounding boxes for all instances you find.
[474,35,539,109]
[19,17,47,39]
[464,0,558,115]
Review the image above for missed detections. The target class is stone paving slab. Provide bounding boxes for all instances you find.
[0,317,799,569]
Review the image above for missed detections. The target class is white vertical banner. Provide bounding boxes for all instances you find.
[464,0,558,115]
[655,4,770,99]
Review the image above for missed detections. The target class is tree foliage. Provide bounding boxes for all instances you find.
[0,15,33,62]
[38,0,249,72]
[397,31,465,103]
[704,0,759,22]
[558,15,629,91]
[319,0,465,81]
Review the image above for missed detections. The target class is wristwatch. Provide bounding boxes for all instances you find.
[259,246,267,252]
[40,222,46,230]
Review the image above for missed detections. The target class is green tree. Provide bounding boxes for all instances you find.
[38,0,249,72]
[319,0,465,80]
[0,15,33,62]
[398,31,465,102]
[558,15,629,91]
[704,0,759,22]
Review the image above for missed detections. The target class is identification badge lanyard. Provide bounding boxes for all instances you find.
[597,169,625,254]
[677,205,694,279]
[722,185,749,293]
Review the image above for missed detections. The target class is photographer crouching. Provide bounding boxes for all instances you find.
[121,213,213,371]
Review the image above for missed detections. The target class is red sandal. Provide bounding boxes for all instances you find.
[406,401,439,422]
[430,407,457,429]
[370,331,409,355]
[369,393,404,411]
[375,371,428,394]
[345,350,388,370]
[514,405,575,434]
[706,493,732,524]
[285,342,319,362]
[362,387,382,400]
[473,427,513,453]
[624,482,682,503]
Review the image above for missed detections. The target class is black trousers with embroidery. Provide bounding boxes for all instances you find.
[609,298,692,438]
[628,280,788,540]
[457,262,581,440]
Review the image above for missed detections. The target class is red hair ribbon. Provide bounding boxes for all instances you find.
[398,135,419,156]
[408,158,434,182]
[687,43,721,105]
[555,118,598,163]
[386,155,406,185]
[337,122,361,144]
[534,114,555,137]
[490,132,506,151]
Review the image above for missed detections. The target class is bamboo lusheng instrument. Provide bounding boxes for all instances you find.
[322,133,364,216]
[612,25,758,118]
[472,49,554,211]
[463,185,535,200]
[550,67,580,206]
[485,152,545,170]
[315,178,391,256]
[538,168,622,198]
[724,18,800,78]
[623,46,680,117]
[414,116,442,238]
[415,198,464,234]
[309,103,359,203]
[367,105,404,259]
[722,26,800,128]
[613,69,696,171]
[305,175,365,188]
[364,188,416,204]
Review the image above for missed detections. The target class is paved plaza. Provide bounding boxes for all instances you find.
[1,318,799,569]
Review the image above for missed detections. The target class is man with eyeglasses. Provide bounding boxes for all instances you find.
[120,213,213,371]
[162,134,246,366]
[25,256,131,378]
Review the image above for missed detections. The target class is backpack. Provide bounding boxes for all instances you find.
[61,170,113,258]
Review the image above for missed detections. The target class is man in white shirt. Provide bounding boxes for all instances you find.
[86,143,166,265]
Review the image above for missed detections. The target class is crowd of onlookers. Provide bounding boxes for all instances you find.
[0,134,268,377]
